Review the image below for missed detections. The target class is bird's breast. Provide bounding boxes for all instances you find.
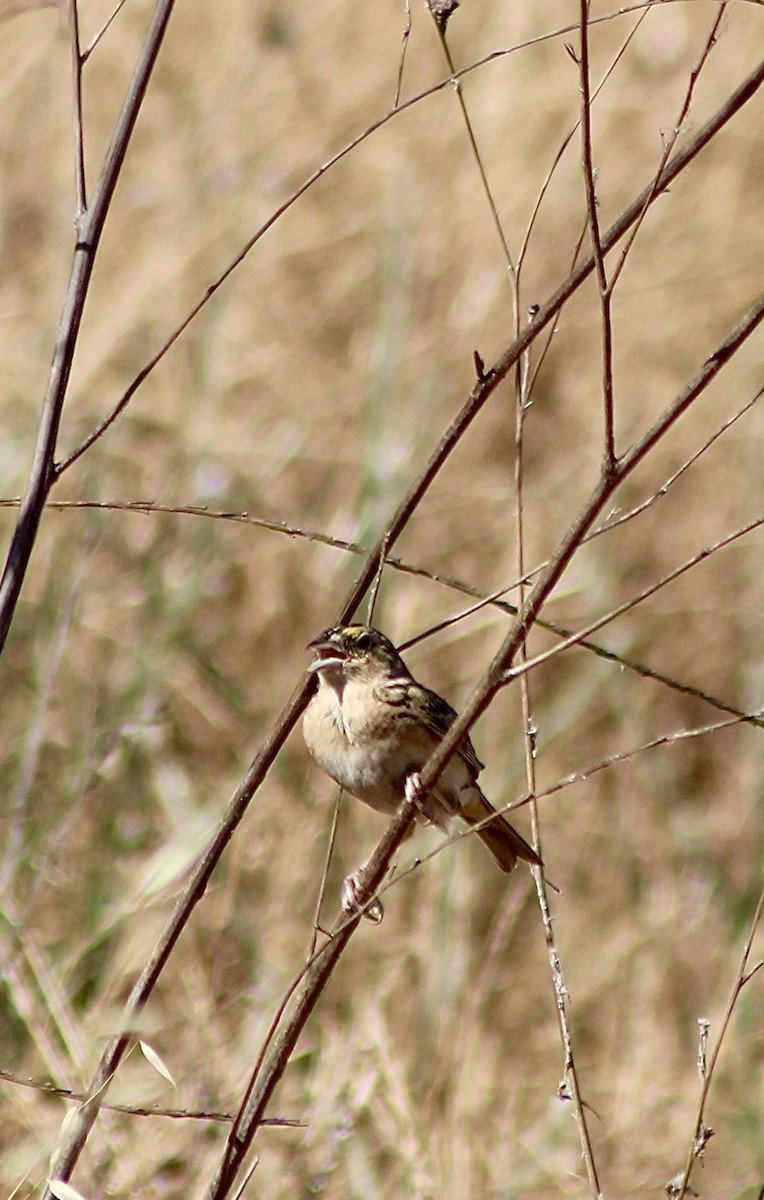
[303,679,417,812]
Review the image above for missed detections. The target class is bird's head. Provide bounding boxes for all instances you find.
[306,625,408,682]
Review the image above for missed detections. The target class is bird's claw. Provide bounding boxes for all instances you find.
[341,870,384,924]
[404,770,426,810]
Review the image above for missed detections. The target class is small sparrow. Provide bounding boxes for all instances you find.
[303,625,541,910]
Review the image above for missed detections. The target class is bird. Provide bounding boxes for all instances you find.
[303,624,541,912]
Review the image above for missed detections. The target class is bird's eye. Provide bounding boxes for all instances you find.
[354,632,373,651]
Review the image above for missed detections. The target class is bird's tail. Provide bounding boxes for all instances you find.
[461,790,542,874]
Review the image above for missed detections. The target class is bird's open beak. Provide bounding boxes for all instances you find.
[306,635,346,674]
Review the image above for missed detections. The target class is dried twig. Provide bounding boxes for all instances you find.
[68,0,86,216]
[503,511,764,686]
[516,295,603,1194]
[0,1068,298,1126]
[673,886,764,1199]
[410,290,764,808]
[0,0,178,657]
[578,0,615,472]
[611,5,727,291]
[393,0,412,109]
[428,1,516,278]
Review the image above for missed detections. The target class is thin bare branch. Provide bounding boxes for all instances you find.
[579,0,616,470]
[388,706,756,879]
[410,286,764,804]
[674,886,764,1199]
[393,0,412,108]
[53,4,752,484]
[592,386,762,539]
[533,711,757,812]
[429,6,516,277]
[526,219,588,395]
[3,492,761,730]
[515,270,602,1196]
[0,1068,298,1125]
[611,5,727,290]
[68,0,86,217]
[82,0,129,61]
[503,512,764,687]
[518,11,647,273]
[0,0,178,659]
[307,789,342,962]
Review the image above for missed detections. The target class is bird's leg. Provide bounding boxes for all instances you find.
[341,867,384,924]
[340,773,425,923]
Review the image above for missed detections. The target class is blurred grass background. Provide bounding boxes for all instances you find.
[0,0,763,1196]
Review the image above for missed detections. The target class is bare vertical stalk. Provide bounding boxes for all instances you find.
[0,0,177,658]
[393,0,412,109]
[69,0,87,217]
[514,311,603,1197]
[578,0,615,470]
[675,887,764,1199]
[611,6,727,290]
[428,4,517,280]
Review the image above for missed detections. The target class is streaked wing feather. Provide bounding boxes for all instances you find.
[376,679,484,777]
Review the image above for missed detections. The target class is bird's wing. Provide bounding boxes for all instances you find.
[376,678,484,777]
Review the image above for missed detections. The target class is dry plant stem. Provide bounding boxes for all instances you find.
[8,495,762,732]
[518,12,647,272]
[202,241,764,1200]
[676,886,764,1200]
[204,799,418,1200]
[367,532,390,623]
[55,3,525,481]
[0,0,177,658]
[69,0,86,216]
[527,220,588,396]
[411,708,758,876]
[579,0,615,469]
[431,14,516,277]
[0,1069,297,1125]
[505,510,764,687]
[307,789,342,962]
[41,65,764,1191]
[537,712,758,812]
[231,1157,259,1200]
[83,0,131,61]
[515,326,601,1193]
[393,0,412,109]
[593,387,762,539]
[216,277,764,1194]
[611,5,726,291]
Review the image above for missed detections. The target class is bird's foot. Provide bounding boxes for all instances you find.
[404,770,426,811]
[405,770,438,823]
[341,870,384,924]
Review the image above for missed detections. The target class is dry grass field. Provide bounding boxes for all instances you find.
[1,1,763,1197]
